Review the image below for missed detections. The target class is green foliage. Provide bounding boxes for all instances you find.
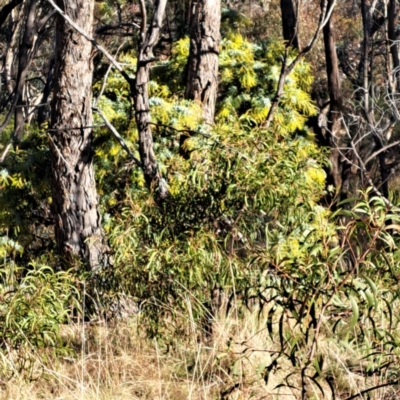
[249,193,400,396]
[0,130,76,380]
[2,23,400,398]
[95,35,327,338]
[0,246,78,379]
[153,34,317,130]
[0,130,52,256]
[91,32,400,397]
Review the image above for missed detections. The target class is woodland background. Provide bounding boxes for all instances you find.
[1,0,400,399]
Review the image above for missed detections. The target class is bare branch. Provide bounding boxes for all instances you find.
[365,140,400,165]
[93,107,142,167]
[342,117,394,207]
[95,22,140,35]
[36,10,56,33]
[15,102,50,109]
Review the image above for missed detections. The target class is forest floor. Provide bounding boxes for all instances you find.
[0,308,397,400]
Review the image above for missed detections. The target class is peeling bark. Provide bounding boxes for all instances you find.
[185,0,221,124]
[50,0,107,270]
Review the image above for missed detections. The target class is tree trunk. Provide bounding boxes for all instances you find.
[280,0,299,50]
[134,0,169,201]
[50,0,106,270]
[322,0,343,189]
[185,0,221,124]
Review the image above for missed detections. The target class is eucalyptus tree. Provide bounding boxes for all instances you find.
[49,0,108,270]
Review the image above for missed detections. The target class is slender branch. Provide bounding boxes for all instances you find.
[352,142,392,207]
[48,125,105,131]
[93,107,142,167]
[345,381,399,400]
[47,133,73,174]
[365,139,400,165]
[139,0,147,38]
[342,118,394,207]
[264,0,337,129]
[15,102,50,109]
[37,10,56,33]
[95,22,140,35]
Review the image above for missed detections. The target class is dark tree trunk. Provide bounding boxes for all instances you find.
[134,0,169,201]
[50,0,107,270]
[185,0,193,26]
[185,0,221,124]
[322,0,343,189]
[280,0,299,50]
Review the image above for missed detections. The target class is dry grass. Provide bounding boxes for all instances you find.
[0,304,398,400]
